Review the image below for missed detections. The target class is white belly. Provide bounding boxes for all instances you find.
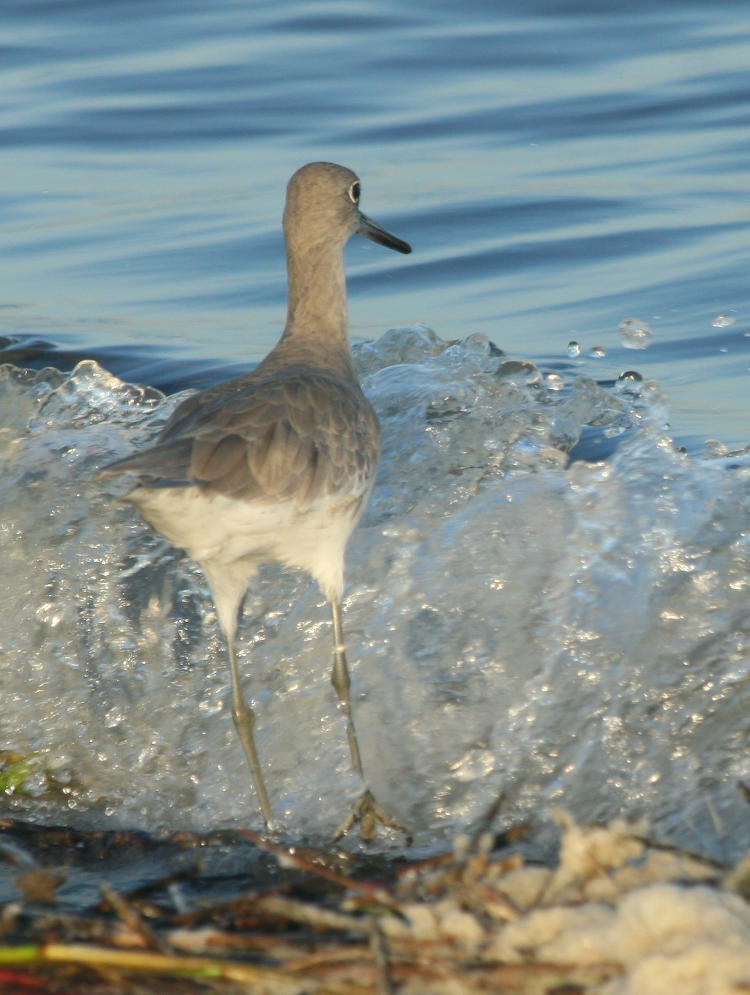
[127,484,365,602]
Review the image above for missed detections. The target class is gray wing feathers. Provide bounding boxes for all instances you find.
[103,370,380,508]
[101,438,194,487]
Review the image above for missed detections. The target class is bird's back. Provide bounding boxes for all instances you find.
[103,357,380,595]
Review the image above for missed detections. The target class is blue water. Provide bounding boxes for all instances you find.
[2,1,750,857]
[2,0,749,449]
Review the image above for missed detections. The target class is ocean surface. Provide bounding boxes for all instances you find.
[1,0,750,860]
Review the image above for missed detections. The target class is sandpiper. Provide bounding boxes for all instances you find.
[101,162,411,839]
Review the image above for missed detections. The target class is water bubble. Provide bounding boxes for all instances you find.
[618,317,653,350]
[567,341,581,358]
[589,345,606,358]
[495,360,541,386]
[615,370,643,394]
[712,314,735,328]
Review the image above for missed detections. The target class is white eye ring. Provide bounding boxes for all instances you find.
[348,181,360,204]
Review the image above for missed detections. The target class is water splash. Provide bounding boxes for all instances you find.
[1,329,749,860]
[619,317,653,350]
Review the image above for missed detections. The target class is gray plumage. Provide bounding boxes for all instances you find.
[115,368,378,507]
[101,162,411,838]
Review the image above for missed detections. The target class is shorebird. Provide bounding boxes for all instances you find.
[101,162,411,839]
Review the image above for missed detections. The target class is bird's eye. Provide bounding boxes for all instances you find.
[348,181,360,204]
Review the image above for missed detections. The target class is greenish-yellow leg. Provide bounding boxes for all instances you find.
[228,641,274,830]
[329,599,409,842]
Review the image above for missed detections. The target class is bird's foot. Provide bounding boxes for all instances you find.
[334,789,411,843]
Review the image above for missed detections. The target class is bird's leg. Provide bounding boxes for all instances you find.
[330,597,364,779]
[206,564,274,832]
[228,641,274,831]
[329,599,409,842]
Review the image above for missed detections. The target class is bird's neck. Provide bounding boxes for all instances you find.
[282,238,351,356]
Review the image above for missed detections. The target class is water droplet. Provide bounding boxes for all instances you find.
[618,317,652,350]
[495,360,541,385]
[567,340,581,358]
[545,373,564,391]
[712,314,735,328]
[589,345,606,358]
[615,370,643,394]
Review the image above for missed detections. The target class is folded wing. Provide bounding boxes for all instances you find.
[102,368,380,510]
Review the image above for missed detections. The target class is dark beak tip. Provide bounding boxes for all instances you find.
[357,213,412,255]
